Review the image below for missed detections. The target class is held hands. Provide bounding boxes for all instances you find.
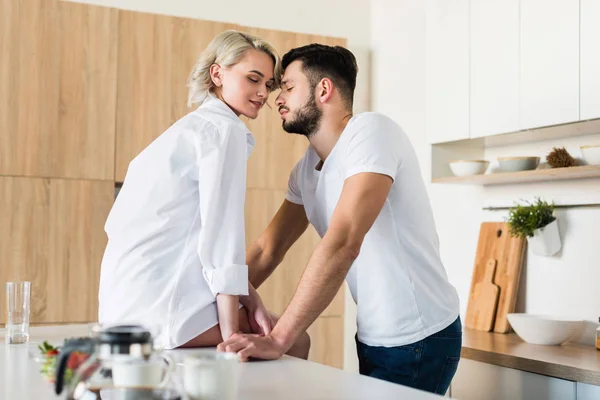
[217,332,286,362]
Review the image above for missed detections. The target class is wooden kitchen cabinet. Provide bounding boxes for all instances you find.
[307,317,344,369]
[425,0,470,144]
[115,12,239,182]
[0,0,118,180]
[519,0,579,130]
[580,0,600,121]
[452,359,577,400]
[469,0,519,138]
[0,177,113,324]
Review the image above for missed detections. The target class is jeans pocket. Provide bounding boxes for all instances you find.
[435,356,460,395]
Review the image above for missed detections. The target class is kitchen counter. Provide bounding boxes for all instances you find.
[1,324,444,400]
[462,328,600,386]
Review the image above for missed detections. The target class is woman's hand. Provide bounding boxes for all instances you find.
[240,282,273,335]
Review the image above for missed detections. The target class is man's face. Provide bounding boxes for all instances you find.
[275,61,322,137]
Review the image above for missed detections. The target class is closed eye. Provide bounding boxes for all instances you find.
[248,77,259,83]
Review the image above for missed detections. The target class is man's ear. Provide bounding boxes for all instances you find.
[317,78,334,104]
[209,63,223,87]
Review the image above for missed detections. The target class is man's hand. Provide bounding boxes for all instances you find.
[217,333,286,362]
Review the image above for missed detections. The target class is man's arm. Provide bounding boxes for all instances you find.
[219,172,393,360]
[246,200,310,288]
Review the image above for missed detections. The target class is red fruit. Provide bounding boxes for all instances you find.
[67,352,89,370]
[46,349,59,356]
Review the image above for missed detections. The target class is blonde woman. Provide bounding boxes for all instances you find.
[98,31,310,357]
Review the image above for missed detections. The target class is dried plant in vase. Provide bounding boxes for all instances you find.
[545,147,577,168]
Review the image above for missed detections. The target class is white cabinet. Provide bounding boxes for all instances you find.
[452,359,576,400]
[519,0,580,130]
[425,0,469,144]
[580,0,600,120]
[577,382,600,400]
[469,0,519,138]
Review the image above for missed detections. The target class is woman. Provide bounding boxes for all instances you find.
[98,30,309,357]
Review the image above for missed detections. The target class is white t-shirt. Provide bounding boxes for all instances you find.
[99,97,252,349]
[286,112,460,347]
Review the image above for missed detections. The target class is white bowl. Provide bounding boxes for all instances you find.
[498,156,540,172]
[580,144,600,165]
[449,160,489,177]
[507,314,584,345]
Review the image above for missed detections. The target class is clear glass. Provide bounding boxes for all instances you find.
[5,281,31,344]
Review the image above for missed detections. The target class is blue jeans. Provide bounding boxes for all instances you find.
[355,317,462,395]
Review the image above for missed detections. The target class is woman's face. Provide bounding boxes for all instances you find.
[212,49,276,119]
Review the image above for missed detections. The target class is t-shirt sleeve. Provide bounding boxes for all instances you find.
[344,114,403,180]
[285,160,304,205]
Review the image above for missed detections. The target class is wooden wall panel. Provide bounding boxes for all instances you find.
[115,11,239,181]
[308,317,345,369]
[0,177,113,323]
[0,0,117,180]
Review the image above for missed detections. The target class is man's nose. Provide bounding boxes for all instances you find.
[275,93,284,106]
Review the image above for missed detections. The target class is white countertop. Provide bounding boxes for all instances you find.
[1,324,445,400]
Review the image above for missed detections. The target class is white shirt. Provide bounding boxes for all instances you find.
[286,112,460,347]
[98,97,252,349]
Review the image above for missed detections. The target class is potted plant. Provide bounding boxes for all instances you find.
[507,198,562,256]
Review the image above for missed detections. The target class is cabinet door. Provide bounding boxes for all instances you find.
[0,0,117,180]
[470,0,519,138]
[577,382,600,400]
[425,0,470,144]
[519,0,579,130]
[580,0,600,120]
[0,177,114,323]
[452,359,576,400]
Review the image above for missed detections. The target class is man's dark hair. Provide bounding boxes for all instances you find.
[282,44,358,110]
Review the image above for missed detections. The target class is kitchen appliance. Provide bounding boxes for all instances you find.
[54,324,180,400]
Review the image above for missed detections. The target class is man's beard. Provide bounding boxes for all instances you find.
[281,94,322,138]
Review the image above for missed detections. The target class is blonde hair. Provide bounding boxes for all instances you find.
[187,30,282,107]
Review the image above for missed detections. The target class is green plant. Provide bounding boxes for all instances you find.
[507,198,555,238]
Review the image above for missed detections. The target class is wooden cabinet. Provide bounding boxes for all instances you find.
[425,0,470,144]
[519,0,579,130]
[580,0,600,120]
[0,177,113,324]
[577,382,600,400]
[115,12,239,182]
[0,0,118,180]
[307,317,344,369]
[469,0,519,138]
[452,359,577,400]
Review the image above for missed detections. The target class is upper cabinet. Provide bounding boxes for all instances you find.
[519,0,579,130]
[0,0,118,180]
[580,0,600,120]
[470,0,519,138]
[425,0,470,144]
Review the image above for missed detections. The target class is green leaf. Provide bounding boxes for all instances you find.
[506,197,555,238]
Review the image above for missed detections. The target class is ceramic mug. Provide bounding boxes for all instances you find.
[112,354,174,388]
[183,350,240,400]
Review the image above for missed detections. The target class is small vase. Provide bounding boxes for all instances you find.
[527,219,562,256]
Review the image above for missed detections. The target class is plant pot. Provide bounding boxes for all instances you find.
[527,219,561,256]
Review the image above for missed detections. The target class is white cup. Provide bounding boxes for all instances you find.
[112,355,174,388]
[183,350,240,400]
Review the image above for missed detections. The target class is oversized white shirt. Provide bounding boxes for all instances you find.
[98,97,253,349]
[286,112,460,347]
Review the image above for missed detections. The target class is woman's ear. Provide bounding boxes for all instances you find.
[209,63,223,87]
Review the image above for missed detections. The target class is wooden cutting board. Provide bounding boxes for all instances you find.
[465,259,500,331]
[465,222,526,333]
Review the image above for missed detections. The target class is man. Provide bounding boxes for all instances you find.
[218,44,461,395]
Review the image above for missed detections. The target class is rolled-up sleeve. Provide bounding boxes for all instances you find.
[195,125,249,296]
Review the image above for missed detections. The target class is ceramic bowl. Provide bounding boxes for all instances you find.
[448,160,489,177]
[507,314,584,346]
[580,144,600,165]
[497,156,540,172]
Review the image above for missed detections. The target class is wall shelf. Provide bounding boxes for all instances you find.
[432,165,600,186]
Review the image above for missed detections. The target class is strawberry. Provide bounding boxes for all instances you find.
[67,352,89,370]
[45,349,59,356]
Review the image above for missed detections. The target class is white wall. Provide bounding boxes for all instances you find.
[65,0,369,372]
[371,0,600,349]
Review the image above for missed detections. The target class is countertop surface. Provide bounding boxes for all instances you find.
[462,328,600,386]
[1,324,444,400]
